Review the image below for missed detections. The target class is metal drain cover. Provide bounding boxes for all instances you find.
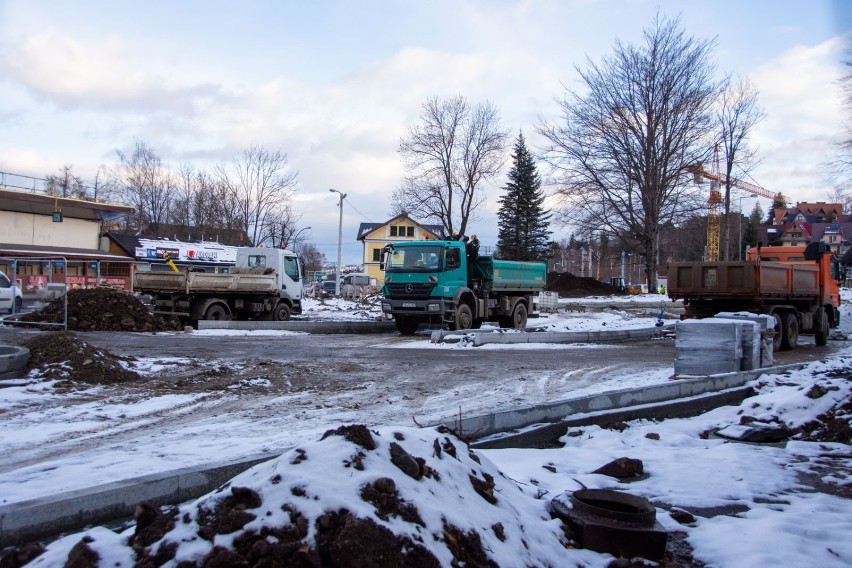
[550,489,668,561]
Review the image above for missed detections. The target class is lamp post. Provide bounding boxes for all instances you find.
[290,226,311,250]
[737,196,747,261]
[329,189,346,295]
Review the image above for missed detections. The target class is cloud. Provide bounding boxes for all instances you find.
[749,36,847,201]
[4,31,224,114]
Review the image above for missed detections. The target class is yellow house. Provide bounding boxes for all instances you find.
[357,213,445,285]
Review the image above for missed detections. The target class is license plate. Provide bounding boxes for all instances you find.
[402,302,416,308]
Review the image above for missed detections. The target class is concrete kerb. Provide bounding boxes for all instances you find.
[0,362,807,548]
[467,363,807,450]
[430,325,674,345]
[0,452,279,548]
[197,320,395,333]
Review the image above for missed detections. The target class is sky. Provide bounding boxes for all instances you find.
[3,292,852,566]
[1,0,851,266]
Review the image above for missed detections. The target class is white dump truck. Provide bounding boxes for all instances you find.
[134,247,304,322]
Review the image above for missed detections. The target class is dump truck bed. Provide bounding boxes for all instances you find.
[475,257,547,292]
[134,271,277,294]
[667,260,819,300]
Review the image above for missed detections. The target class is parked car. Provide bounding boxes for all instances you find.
[0,271,23,314]
[320,280,339,298]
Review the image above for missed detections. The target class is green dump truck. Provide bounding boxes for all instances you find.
[379,239,547,334]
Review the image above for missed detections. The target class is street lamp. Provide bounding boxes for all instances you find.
[291,226,311,249]
[329,189,346,295]
[737,196,747,261]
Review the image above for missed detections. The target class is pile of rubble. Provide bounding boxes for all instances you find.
[546,271,625,297]
[19,287,181,332]
[21,331,140,385]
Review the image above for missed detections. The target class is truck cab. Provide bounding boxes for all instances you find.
[234,247,304,314]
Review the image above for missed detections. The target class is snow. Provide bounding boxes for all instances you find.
[3,291,852,566]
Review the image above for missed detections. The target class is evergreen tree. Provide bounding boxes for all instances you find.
[744,203,764,248]
[496,132,551,260]
[767,192,788,224]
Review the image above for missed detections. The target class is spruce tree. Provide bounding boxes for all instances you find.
[496,132,551,260]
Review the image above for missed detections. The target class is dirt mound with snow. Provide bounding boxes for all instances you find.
[19,287,181,332]
[545,271,626,297]
[22,331,140,385]
[26,425,572,567]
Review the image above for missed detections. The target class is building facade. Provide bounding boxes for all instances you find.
[356,213,445,285]
[0,188,135,294]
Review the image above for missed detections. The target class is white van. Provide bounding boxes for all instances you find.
[0,271,23,314]
[341,273,372,298]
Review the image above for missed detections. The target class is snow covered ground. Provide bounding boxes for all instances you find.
[3,292,851,566]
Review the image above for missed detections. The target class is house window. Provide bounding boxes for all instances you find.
[407,226,414,237]
[372,248,381,261]
[390,226,398,237]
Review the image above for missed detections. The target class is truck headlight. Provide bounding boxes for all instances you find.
[427,303,441,312]
[381,302,392,312]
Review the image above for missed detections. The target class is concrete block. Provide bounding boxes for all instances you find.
[0,344,29,374]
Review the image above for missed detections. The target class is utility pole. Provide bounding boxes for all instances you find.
[329,189,346,296]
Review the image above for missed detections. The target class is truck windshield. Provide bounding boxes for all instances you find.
[385,245,443,272]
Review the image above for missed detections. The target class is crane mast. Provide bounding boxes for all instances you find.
[687,145,773,261]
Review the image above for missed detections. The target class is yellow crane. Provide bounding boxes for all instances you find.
[687,145,774,261]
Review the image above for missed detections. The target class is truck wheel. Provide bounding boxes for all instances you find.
[451,304,473,331]
[13,297,22,312]
[781,313,799,350]
[272,302,291,321]
[771,313,783,352]
[204,304,230,321]
[510,303,528,329]
[395,316,420,335]
[814,307,829,346]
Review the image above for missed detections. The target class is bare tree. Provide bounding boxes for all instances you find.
[538,15,717,291]
[298,242,326,275]
[216,145,298,246]
[829,49,852,212]
[716,75,766,259]
[115,140,174,235]
[45,165,85,199]
[91,164,119,203]
[394,95,509,236]
[264,202,304,249]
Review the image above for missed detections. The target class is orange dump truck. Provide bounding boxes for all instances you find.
[667,242,843,350]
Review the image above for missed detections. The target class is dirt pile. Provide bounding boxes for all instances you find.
[20,425,570,567]
[545,271,625,297]
[22,331,140,384]
[19,287,181,332]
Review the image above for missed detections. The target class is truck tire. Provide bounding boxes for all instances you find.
[272,301,291,321]
[204,303,230,321]
[451,304,473,331]
[14,296,22,313]
[781,312,798,350]
[510,303,528,329]
[814,307,829,346]
[772,313,783,352]
[395,316,420,335]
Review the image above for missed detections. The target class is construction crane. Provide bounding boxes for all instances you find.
[687,145,774,261]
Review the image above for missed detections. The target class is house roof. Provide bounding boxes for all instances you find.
[773,202,843,225]
[0,243,132,261]
[357,213,446,240]
[0,188,133,222]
